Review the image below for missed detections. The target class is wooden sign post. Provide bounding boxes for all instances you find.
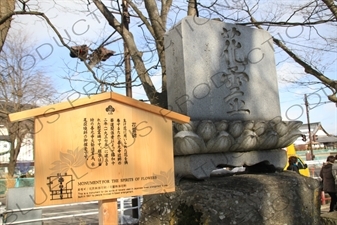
[99,199,118,224]
[9,92,190,224]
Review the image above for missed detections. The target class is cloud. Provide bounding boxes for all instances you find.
[277,62,305,89]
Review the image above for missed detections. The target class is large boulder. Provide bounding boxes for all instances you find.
[139,172,321,225]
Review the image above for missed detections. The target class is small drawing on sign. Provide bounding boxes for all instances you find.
[106,105,115,115]
[47,173,74,200]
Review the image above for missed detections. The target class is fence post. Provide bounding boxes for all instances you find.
[321,191,326,205]
[132,197,139,221]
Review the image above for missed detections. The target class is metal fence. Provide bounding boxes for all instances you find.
[1,196,142,225]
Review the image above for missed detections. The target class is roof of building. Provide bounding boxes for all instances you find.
[295,122,337,145]
[316,135,337,143]
[299,122,330,135]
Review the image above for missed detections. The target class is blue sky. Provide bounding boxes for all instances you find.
[279,85,337,135]
[6,0,337,135]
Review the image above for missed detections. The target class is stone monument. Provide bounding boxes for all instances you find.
[165,16,302,179]
[139,17,321,225]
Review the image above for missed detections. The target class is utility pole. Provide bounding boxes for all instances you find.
[122,0,132,98]
[122,1,138,221]
[304,94,314,160]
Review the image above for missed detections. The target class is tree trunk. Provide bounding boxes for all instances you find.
[7,158,16,179]
[0,0,15,52]
[7,143,17,185]
[7,138,21,178]
[187,0,198,16]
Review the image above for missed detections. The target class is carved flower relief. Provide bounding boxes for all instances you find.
[253,121,267,136]
[277,127,302,148]
[244,121,254,130]
[173,119,302,156]
[215,120,229,131]
[272,120,302,148]
[174,123,194,132]
[236,130,258,151]
[275,122,288,137]
[196,120,217,142]
[206,131,234,153]
[174,131,206,155]
[174,121,200,132]
[258,130,279,150]
[228,121,244,138]
[268,116,292,137]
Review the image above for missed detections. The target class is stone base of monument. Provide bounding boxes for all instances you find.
[175,149,286,179]
[139,172,322,225]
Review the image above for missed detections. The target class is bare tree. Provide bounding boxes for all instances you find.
[0,31,56,177]
[0,0,335,106]
[0,0,15,52]
[63,0,337,105]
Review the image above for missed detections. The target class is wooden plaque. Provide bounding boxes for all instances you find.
[9,92,189,206]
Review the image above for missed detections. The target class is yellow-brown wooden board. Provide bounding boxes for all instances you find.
[33,99,177,206]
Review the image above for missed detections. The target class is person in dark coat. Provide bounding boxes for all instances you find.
[287,156,300,174]
[320,156,337,212]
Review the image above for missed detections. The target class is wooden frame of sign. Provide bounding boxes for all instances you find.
[9,92,190,224]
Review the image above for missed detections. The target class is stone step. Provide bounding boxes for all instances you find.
[321,204,337,225]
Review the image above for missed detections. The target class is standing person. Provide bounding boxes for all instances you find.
[320,156,337,212]
[287,156,300,174]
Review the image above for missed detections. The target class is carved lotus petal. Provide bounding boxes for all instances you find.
[253,121,266,136]
[285,121,302,131]
[230,142,240,152]
[236,130,258,151]
[258,130,279,149]
[229,121,244,138]
[275,122,288,137]
[196,120,217,142]
[277,129,302,148]
[174,131,206,155]
[174,123,194,132]
[269,116,282,127]
[244,121,254,130]
[215,120,228,131]
[207,131,234,153]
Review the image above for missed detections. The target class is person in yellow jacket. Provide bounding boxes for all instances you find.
[285,144,310,177]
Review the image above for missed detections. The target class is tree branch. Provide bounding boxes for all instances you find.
[127,0,155,37]
[0,0,16,52]
[248,15,337,103]
[92,0,164,105]
[144,0,167,94]
[322,0,337,19]
[187,0,198,16]
[237,19,336,27]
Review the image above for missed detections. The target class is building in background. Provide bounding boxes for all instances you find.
[294,122,337,150]
[0,125,34,176]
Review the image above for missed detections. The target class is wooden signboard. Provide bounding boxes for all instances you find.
[9,92,190,207]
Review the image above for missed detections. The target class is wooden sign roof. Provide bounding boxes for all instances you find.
[9,92,190,124]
